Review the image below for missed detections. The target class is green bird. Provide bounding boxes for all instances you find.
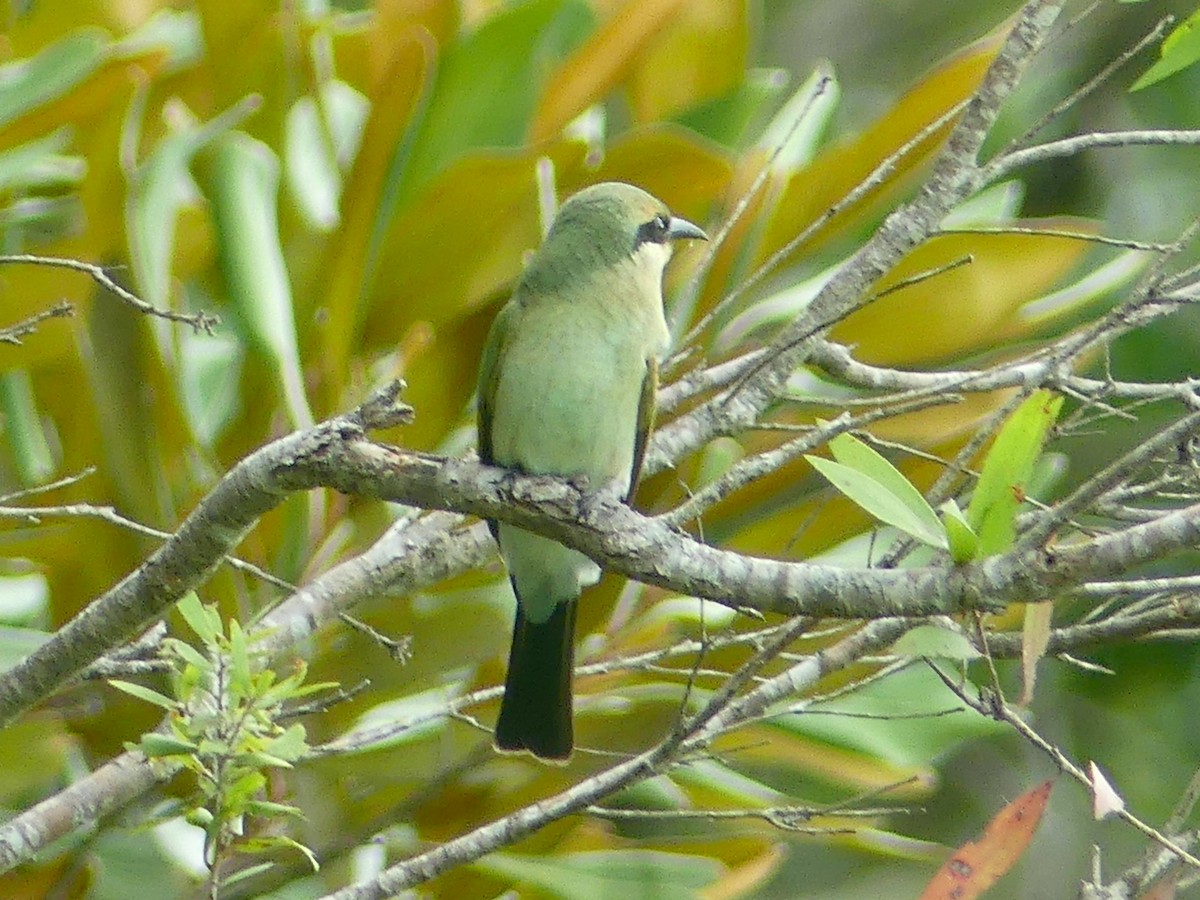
[477,182,707,761]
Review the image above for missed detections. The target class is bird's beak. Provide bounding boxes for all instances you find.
[668,216,708,242]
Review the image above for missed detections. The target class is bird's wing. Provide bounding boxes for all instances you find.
[477,301,514,468]
[627,355,658,504]
[478,302,515,546]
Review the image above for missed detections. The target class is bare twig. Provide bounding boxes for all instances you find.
[0,301,73,345]
[0,254,219,333]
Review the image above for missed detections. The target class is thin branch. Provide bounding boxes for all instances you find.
[0,254,219,333]
[1005,13,1174,151]
[940,225,1170,252]
[8,375,1200,732]
[0,301,73,345]
[928,662,1200,871]
[318,614,908,900]
[987,130,1200,183]
[0,751,176,872]
[651,0,1067,470]
[0,501,295,593]
[1017,409,1200,550]
[0,466,96,504]
[672,72,836,350]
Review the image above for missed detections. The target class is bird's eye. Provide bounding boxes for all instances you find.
[636,214,672,246]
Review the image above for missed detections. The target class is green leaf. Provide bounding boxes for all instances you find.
[402,0,594,199]
[940,498,980,564]
[140,733,200,758]
[0,28,107,130]
[807,432,947,550]
[0,573,49,629]
[178,329,244,447]
[671,757,786,806]
[478,850,723,900]
[264,723,309,762]
[185,807,214,828]
[237,835,320,872]
[175,662,203,704]
[284,80,368,231]
[125,94,260,311]
[774,665,1004,768]
[692,436,745,489]
[0,370,57,486]
[244,799,304,818]
[892,624,982,661]
[0,131,86,194]
[1132,8,1200,91]
[753,65,839,173]
[109,680,178,710]
[162,637,210,673]
[217,862,275,889]
[197,738,232,756]
[199,131,312,428]
[176,592,220,646]
[241,751,294,770]
[113,8,204,68]
[674,67,793,150]
[967,390,1063,556]
[286,680,340,699]
[222,769,267,810]
[227,617,251,693]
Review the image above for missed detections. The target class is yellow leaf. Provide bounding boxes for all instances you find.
[627,0,749,123]
[755,29,1007,269]
[1020,601,1053,706]
[832,224,1097,366]
[574,124,733,222]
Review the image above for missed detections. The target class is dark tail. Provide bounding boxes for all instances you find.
[494,598,577,762]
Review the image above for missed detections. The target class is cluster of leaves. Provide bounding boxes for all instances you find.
[809,390,1063,563]
[112,593,331,888]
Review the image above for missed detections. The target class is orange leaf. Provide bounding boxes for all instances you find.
[919,780,1053,900]
[529,0,689,142]
[1138,868,1179,900]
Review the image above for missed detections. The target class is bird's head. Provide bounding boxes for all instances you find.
[526,182,708,291]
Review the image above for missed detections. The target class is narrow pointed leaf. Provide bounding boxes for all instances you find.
[199,132,312,427]
[967,390,1063,555]
[807,431,947,550]
[109,680,178,710]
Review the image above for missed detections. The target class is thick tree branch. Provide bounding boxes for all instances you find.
[0,751,171,872]
[4,378,1200,731]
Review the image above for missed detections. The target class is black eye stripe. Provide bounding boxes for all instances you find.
[635,214,671,247]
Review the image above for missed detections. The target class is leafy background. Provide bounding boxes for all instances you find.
[0,0,1198,897]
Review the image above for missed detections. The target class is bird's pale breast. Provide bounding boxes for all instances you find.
[491,301,649,491]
